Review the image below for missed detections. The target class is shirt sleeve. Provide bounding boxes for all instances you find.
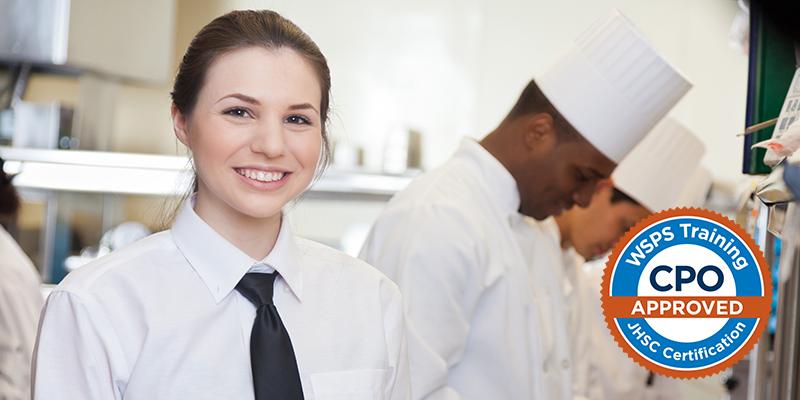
[32,290,126,400]
[0,284,33,400]
[361,205,485,400]
[380,279,411,400]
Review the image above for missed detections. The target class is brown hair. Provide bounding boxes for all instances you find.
[173,9,331,160]
[0,157,20,216]
[165,10,332,226]
[610,187,641,206]
[506,79,580,141]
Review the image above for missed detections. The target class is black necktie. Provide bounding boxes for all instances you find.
[236,272,304,399]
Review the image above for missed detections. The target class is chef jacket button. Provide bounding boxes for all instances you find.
[561,359,570,369]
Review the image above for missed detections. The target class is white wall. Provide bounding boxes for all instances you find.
[211,0,748,185]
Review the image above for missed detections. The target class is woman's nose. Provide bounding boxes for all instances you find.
[250,119,285,158]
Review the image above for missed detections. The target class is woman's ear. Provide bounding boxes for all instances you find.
[172,104,191,147]
[595,178,615,192]
[591,179,615,204]
[523,112,557,152]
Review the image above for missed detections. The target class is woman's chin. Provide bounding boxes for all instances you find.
[238,205,284,221]
[226,195,287,221]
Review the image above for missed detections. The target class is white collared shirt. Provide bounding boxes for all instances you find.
[360,138,546,399]
[33,200,409,400]
[0,226,43,400]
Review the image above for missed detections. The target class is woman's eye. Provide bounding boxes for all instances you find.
[575,170,589,182]
[223,107,252,118]
[286,115,311,125]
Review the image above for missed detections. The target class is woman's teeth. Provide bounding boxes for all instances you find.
[237,168,285,182]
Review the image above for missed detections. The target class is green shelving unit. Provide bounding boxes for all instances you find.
[744,5,797,175]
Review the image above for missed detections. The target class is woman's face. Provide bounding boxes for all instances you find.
[173,46,322,223]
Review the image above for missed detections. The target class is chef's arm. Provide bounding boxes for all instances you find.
[653,374,685,400]
[372,205,484,400]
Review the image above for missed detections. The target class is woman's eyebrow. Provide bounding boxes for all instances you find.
[216,93,260,105]
[288,103,319,114]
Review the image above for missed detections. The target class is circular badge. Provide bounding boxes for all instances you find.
[601,208,772,378]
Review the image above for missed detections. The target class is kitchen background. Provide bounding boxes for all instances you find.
[0,0,749,281]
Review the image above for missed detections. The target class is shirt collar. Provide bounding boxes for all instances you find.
[456,138,522,219]
[540,217,583,262]
[171,197,304,303]
[540,217,562,244]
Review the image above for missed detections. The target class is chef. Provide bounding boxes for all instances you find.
[359,11,690,400]
[547,119,711,399]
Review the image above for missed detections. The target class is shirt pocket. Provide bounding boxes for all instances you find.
[310,369,388,400]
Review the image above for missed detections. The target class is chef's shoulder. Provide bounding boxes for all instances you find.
[381,166,486,232]
[388,158,479,208]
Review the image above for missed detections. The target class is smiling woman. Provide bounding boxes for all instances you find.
[31,10,409,400]
[169,8,332,232]
[172,46,325,253]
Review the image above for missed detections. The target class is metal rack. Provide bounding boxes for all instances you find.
[0,146,415,282]
[0,146,415,200]
[742,173,800,400]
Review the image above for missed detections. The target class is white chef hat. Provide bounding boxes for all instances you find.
[537,10,692,163]
[612,118,705,212]
[674,166,713,208]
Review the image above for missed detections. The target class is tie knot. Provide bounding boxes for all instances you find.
[236,272,277,306]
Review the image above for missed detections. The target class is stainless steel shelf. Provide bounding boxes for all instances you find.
[0,147,414,200]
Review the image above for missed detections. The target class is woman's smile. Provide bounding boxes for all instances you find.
[234,167,292,190]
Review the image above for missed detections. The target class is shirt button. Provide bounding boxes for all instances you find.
[561,359,570,369]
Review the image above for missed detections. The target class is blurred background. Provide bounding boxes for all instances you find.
[0,0,752,277]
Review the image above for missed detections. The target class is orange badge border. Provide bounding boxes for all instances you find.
[600,207,773,379]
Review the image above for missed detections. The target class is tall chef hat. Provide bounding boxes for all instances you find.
[612,118,705,212]
[537,10,692,163]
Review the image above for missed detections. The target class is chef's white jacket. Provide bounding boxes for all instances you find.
[33,199,409,400]
[519,217,575,400]
[526,221,678,399]
[569,257,684,400]
[360,138,553,399]
[0,226,43,400]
